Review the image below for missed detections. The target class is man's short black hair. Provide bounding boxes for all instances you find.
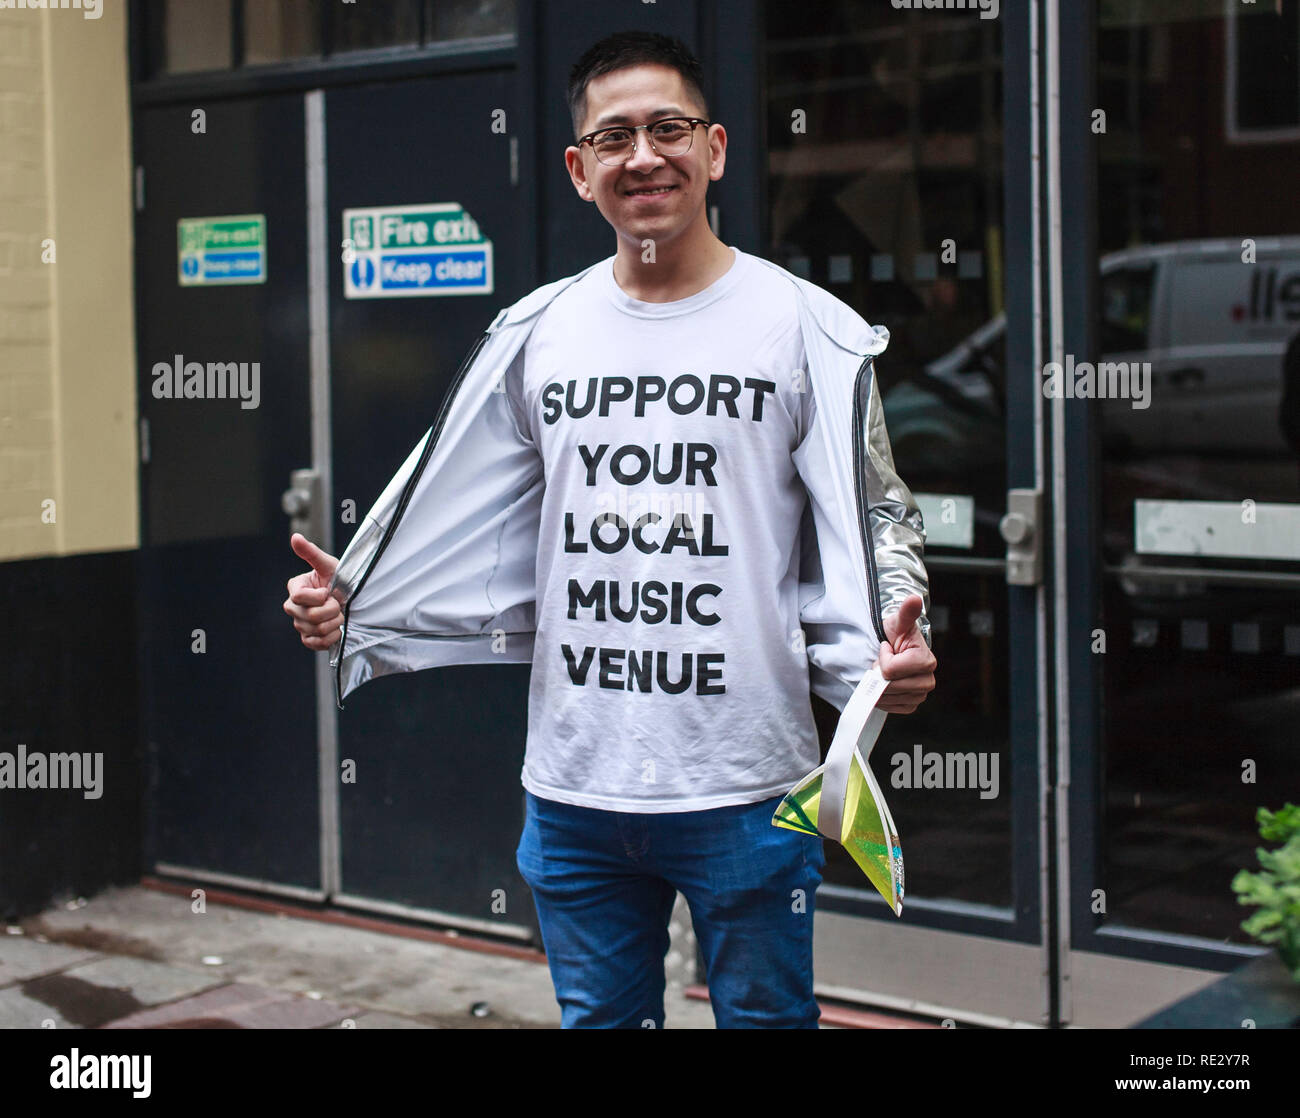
[568,30,710,140]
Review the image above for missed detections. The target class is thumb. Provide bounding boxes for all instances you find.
[290,532,338,581]
[884,594,924,651]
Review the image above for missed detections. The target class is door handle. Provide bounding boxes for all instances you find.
[998,488,1042,586]
[282,467,323,541]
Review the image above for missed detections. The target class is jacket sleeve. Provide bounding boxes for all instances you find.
[795,332,930,713]
[860,361,932,650]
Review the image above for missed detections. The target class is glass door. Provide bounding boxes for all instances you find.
[762,1,1051,1025]
[1060,0,1300,1026]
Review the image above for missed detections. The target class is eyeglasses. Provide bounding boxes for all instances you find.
[577,117,712,166]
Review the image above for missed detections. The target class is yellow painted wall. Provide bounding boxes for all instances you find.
[0,1,137,560]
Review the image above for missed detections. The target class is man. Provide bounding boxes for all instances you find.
[284,30,936,1029]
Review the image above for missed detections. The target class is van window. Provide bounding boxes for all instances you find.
[1099,264,1155,353]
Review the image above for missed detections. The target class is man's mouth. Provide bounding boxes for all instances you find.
[626,185,676,196]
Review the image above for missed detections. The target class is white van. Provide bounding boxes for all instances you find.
[884,237,1300,467]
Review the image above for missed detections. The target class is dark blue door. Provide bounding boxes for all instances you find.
[326,71,536,939]
[135,95,321,893]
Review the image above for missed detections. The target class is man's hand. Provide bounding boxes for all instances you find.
[876,594,937,713]
[283,533,344,650]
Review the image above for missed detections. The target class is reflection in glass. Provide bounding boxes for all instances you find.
[1230,0,1300,135]
[334,0,420,53]
[764,1,1011,907]
[244,0,320,65]
[162,0,232,73]
[1096,0,1300,943]
[424,0,517,41]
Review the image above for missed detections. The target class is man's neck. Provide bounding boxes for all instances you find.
[610,223,736,303]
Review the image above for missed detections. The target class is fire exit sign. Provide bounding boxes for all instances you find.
[177,215,266,286]
[343,203,494,299]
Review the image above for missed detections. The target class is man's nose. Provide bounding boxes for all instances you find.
[624,131,666,172]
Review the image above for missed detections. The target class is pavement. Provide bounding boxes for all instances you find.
[0,881,723,1029]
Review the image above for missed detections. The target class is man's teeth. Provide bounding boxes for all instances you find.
[631,187,672,194]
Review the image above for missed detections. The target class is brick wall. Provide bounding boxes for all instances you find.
[0,10,58,557]
[0,2,136,562]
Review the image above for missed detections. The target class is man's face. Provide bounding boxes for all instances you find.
[565,63,726,249]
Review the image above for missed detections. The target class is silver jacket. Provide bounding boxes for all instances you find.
[328,254,931,722]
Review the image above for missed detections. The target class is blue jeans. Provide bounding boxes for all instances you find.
[515,789,826,1028]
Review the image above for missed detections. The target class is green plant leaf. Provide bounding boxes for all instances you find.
[1234,804,1300,983]
[1258,803,1300,844]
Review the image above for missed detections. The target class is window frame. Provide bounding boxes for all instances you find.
[131,0,518,99]
[1225,0,1300,145]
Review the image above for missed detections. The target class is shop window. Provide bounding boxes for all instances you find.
[424,0,517,42]
[244,0,321,65]
[333,0,420,53]
[160,0,232,74]
[1229,0,1300,140]
[146,0,517,80]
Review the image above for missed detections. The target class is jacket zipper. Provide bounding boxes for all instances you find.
[334,327,493,709]
[851,354,887,644]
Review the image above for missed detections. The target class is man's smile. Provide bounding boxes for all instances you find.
[625,183,677,198]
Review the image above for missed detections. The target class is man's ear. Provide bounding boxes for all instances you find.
[565,146,595,202]
[706,123,728,183]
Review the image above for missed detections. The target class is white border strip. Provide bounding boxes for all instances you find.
[306,89,341,899]
[1028,0,1053,1031]
[1043,0,1073,1027]
[331,892,534,942]
[154,863,326,903]
[1028,0,1058,1031]
[814,981,1044,1030]
[1135,499,1300,562]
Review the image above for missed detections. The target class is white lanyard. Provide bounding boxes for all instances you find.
[817,664,891,846]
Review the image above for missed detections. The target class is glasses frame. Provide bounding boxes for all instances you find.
[576,116,713,166]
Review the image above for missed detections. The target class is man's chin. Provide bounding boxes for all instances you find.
[609,211,695,243]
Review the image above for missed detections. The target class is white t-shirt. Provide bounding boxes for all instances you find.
[504,245,822,812]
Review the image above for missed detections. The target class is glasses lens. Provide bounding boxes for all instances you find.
[593,129,634,164]
[650,120,694,155]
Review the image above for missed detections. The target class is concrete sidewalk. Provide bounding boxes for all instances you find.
[0,883,719,1029]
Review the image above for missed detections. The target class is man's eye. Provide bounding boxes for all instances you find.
[653,122,687,137]
[599,130,632,144]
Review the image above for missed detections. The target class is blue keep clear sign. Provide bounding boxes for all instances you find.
[178,215,266,286]
[342,203,494,299]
